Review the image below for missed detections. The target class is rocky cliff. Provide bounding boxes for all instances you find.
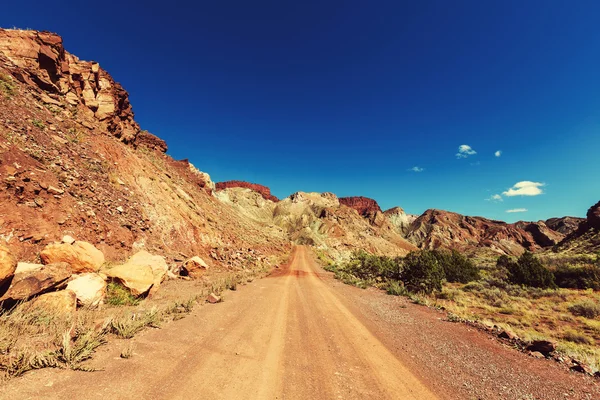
[215,180,279,202]
[404,209,545,256]
[0,28,287,265]
[0,29,164,148]
[555,200,600,253]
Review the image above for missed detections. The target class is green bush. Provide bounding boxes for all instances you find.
[501,252,556,289]
[554,264,600,290]
[434,249,480,283]
[400,250,445,294]
[346,251,400,281]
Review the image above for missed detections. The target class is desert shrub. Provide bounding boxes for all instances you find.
[386,280,407,296]
[502,252,556,289]
[462,281,486,292]
[400,250,445,294]
[346,251,400,281]
[554,264,600,290]
[562,329,594,345]
[568,301,600,319]
[480,287,511,307]
[434,249,480,283]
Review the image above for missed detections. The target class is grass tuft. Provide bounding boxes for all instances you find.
[105,282,140,307]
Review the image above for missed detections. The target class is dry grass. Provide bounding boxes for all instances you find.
[435,281,600,371]
[0,261,278,380]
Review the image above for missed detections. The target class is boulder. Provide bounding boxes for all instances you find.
[0,244,17,291]
[0,262,72,305]
[15,262,44,274]
[206,293,221,304]
[40,241,104,273]
[182,256,209,279]
[526,339,557,355]
[106,264,154,297]
[61,235,76,245]
[66,273,107,306]
[29,290,77,316]
[126,251,168,290]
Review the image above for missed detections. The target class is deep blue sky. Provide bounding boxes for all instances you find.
[3,1,599,221]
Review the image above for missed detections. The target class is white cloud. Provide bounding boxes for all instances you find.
[502,181,545,197]
[506,208,528,213]
[409,166,424,172]
[486,194,503,202]
[456,144,477,159]
[495,150,502,157]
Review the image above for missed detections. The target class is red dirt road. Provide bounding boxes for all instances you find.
[2,246,599,399]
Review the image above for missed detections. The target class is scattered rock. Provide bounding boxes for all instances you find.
[47,185,64,195]
[0,244,17,291]
[529,351,545,359]
[182,256,209,279]
[29,290,77,316]
[0,262,72,305]
[15,262,44,274]
[570,362,593,375]
[40,241,105,273]
[206,293,221,303]
[62,235,76,245]
[116,206,124,213]
[66,273,107,306]
[526,340,557,355]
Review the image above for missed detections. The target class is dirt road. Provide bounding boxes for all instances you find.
[1,246,435,399]
[2,246,599,399]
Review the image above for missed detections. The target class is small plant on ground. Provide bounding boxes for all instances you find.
[386,280,407,296]
[110,309,160,339]
[105,282,140,306]
[31,119,45,130]
[0,73,16,98]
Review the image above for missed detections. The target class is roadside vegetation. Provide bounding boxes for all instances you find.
[0,266,273,381]
[324,249,600,372]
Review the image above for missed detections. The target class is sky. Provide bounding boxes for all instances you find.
[2,1,599,222]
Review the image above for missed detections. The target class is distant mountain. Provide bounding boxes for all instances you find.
[545,217,585,236]
[554,201,600,253]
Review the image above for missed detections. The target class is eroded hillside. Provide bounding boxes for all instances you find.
[0,29,288,266]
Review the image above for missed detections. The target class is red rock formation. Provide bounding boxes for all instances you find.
[134,130,168,153]
[0,28,289,265]
[339,196,382,216]
[0,29,151,147]
[215,181,279,202]
[406,209,542,256]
